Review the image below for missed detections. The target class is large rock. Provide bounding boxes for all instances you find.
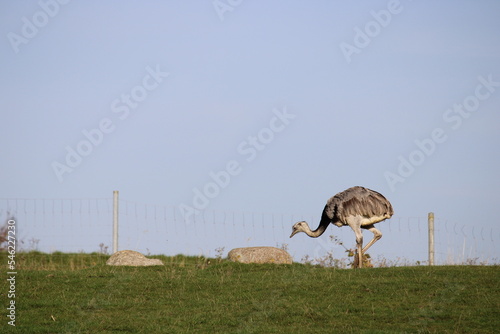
[106,250,163,266]
[227,247,293,264]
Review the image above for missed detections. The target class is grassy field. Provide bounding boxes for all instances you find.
[1,252,499,333]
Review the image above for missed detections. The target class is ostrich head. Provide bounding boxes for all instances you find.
[290,221,310,238]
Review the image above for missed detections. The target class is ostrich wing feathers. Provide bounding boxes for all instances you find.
[325,186,394,222]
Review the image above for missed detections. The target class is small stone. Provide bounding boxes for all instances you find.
[227,247,293,264]
[106,250,163,266]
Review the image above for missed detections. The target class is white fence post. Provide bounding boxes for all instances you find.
[113,190,119,254]
[428,212,435,266]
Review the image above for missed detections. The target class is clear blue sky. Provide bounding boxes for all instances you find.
[1,1,499,262]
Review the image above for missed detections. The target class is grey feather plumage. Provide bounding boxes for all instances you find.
[322,186,394,225]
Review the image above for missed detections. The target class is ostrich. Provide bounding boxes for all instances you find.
[290,186,393,268]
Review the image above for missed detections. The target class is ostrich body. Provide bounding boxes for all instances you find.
[290,186,394,268]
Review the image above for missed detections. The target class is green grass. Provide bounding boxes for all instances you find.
[1,252,499,333]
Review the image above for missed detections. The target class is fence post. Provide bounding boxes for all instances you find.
[113,190,119,254]
[428,212,434,266]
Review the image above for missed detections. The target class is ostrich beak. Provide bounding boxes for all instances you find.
[290,229,299,238]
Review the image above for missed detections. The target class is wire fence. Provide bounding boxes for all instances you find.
[1,197,498,265]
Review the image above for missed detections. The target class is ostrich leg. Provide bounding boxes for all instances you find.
[354,232,363,269]
[361,225,382,253]
[347,217,364,268]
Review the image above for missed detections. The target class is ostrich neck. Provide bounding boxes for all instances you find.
[306,220,329,238]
